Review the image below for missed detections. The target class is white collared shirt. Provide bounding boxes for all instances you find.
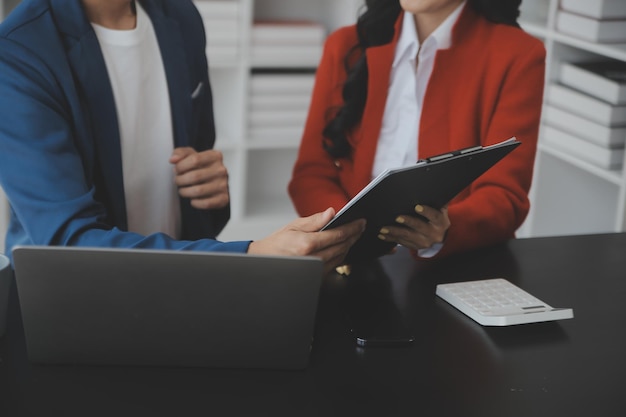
[372,2,465,178]
[372,3,465,257]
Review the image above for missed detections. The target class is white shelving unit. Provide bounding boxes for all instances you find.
[199,0,363,241]
[518,0,626,238]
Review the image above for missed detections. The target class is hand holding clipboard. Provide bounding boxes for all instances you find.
[321,137,521,264]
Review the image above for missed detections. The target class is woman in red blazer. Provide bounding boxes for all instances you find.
[289,0,545,260]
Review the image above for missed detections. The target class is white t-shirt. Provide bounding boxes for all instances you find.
[92,3,181,238]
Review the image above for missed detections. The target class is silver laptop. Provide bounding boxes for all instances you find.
[12,246,323,370]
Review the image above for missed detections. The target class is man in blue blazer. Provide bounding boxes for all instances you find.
[0,0,364,271]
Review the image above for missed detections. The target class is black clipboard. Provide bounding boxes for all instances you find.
[321,137,521,264]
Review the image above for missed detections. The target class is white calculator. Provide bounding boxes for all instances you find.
[436,278,574,326]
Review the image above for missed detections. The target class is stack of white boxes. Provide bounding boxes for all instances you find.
[247,73,316,143]
[542,60,626,170]
[247,20,325,143]
[556,0,626,43]
[250,20,325,68]
[194,0,241,65]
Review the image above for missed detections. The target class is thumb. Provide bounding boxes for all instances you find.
[292,207,335,233]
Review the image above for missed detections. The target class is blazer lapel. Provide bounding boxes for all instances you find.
[418,49,453,158]
[418,5,475,157]
[141,0,192,148]
[51,0,127,229]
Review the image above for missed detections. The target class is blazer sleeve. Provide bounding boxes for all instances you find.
[0,39,249,259]
[432,38,546,259]
[288,29,354,216]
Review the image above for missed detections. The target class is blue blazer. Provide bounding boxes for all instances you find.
[0,0,250,260]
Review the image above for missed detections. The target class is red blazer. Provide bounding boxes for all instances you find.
[289,5,546,259]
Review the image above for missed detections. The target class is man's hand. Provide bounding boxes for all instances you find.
[248,208,366,274]
[170,147,230,210]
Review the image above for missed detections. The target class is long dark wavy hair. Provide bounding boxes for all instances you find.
[322,0,522,158]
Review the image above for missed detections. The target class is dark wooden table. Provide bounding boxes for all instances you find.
[2,233,625,416]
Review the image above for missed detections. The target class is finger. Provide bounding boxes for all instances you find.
[413,204,440,222]
[377,224,432,250]
[392,215,432,234]
[169,147,196,164]
[312,220,366,264]
[284,217,364,267]
[175,164,228,188]
[288,207,336,233]
[415,204,451,229]
[317,218,366,249]
[380,214,445,248]
[174,149,223,175]
[189,193,230,210]
[178,179,228,198]
[248,208,338,257]
[177,166,229,208]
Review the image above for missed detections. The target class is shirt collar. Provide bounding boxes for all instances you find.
[393,1,466,67]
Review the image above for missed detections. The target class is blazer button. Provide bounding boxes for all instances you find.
[334,160,341,169]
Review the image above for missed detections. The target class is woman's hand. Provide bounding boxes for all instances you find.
[377,204,450,252]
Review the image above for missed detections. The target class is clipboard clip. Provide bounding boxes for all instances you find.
[419,145,483,163]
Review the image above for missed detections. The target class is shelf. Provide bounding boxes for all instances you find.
[214,136,242,151]
[517,0,626,237]
[246,138,301,150]
[244,148,298,220]
[552,32,626,62]
[212,1,361,241]
[538,143,623,185]
[530,152,620,237]
[207,59,241,69]
[254,0,362,33]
